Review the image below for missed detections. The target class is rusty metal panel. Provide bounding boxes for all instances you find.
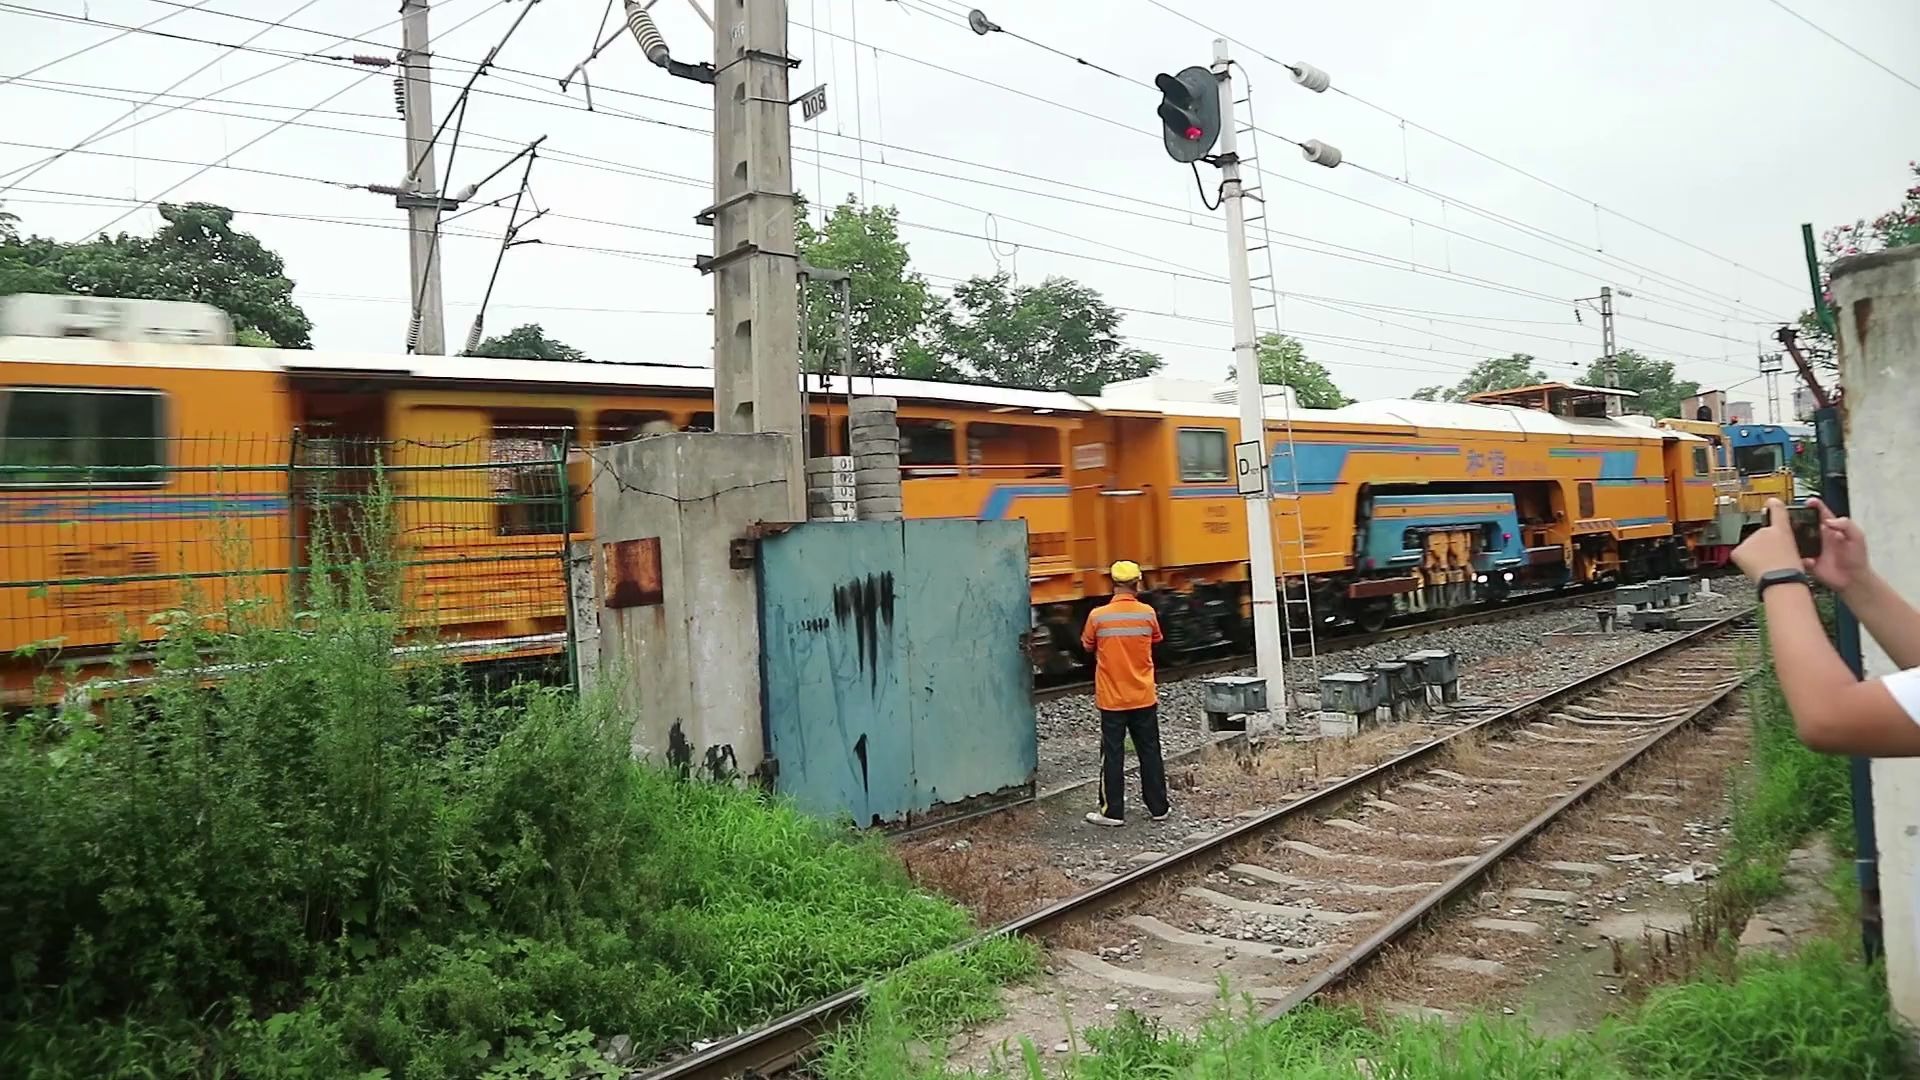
[758,523,913,825]
[602,537,662,608]
[903,520,1036,810]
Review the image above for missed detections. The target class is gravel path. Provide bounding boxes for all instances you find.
[1032,578,1754,793]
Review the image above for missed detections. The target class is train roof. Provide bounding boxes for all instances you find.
[0,336,1093,415]
[0,336,1706,443]
[1317,398,1704,442]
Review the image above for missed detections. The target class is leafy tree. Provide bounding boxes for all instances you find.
[1797,161,1920,373]
[1582,349,1697,418]
[1226,332,1348,407]
[470,323,588,362]
[794,195,933,375]
[928,272,1162,393]
[0,203,313,347]
[1417,353,1545,402]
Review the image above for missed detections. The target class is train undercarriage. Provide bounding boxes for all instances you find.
[1025,532,1697,675]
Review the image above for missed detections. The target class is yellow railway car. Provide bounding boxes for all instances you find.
[0,296,1720,696]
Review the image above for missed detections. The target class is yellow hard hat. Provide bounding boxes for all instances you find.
[1109,560,1142,583]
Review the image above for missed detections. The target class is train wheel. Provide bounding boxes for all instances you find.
[1355,603,1390,633]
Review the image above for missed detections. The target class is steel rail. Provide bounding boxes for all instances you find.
[1262,665,1749,1017]
[636,609,1752,1080]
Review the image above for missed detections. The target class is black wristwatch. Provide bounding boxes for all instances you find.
[1757,568,1813,598]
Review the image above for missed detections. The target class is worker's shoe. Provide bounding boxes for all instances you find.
[1150,811,1171,822]
[1084,812,1125,827]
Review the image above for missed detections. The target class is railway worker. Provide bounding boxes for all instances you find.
[1081,560,1172,827]
[1733,497,1920,755]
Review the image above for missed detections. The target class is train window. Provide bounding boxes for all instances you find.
[1734,444,1784,476]
[899,418,958,476]
[490,411,576,536]
[685,411,715,432]
[1577,481,1595,519]
[966,422,1062,478]
[808,414,829,457]
[0,387,165,486]
[1691,446,1710,475]
[1177,428,1230,482]
[596,409,674,445]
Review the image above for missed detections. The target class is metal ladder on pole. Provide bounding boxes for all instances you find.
[1235,81,1320,681]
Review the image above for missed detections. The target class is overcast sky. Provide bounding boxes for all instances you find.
[3,0,1916,408]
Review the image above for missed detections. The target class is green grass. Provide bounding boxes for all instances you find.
[0,515,978,1078]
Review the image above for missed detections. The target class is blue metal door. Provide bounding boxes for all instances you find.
[758,522,913,824]
[758,520,1035,825]
[904,520,1036,810]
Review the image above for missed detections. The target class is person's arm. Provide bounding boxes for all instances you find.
[1081,613,1097,657]
[1761,582,1920,755]
[1841,571,1920,670]
[1736,499,1920,756]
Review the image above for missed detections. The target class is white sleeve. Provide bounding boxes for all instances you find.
[1879,667,1920,726]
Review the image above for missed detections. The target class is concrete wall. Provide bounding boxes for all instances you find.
[1832,245,1920,1030]
[590,432,794,782]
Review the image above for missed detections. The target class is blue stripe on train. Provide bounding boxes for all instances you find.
[0,494,290,524]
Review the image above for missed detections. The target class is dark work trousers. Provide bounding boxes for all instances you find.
[1097,704,1171,821]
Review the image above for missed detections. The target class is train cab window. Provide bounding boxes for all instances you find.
[595,409,674,445]
[1177,428,1230,482]
[890,418,953,478]
[1734,444,1784,476]
[1577,481,1596,519]
[0,387,165,486]
[965,422,1062,478]
[1691,446,1710,475]
[489,410,577,536]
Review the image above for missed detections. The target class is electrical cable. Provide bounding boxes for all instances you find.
[1137,0,1809,295]
[1190,163,1221,211]
[1,0,330,198]
[0,0,219,89]
[1760,0,1920,95]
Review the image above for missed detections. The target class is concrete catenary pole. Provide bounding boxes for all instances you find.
[1830,244,1920,1034]
[399,0,447,356]
[1599,285,1617,388]
[708,0,806,520]
[1211,40,1287,721]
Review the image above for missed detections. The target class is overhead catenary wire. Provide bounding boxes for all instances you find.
[1760,0,1920,96]
[896,7,1788,326]
[0,0,218,89]
[0,5,1761,383]
[0,0,330,199]
[0,0,497,190]
[3,2,1778,343]
[1135,0,1809,296]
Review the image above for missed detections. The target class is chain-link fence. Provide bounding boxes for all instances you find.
[0,431,576,704]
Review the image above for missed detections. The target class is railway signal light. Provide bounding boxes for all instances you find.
[1154,66,1219,164]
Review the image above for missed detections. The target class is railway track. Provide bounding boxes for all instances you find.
[1034,585,1616,702]
[641,607,1755,1080]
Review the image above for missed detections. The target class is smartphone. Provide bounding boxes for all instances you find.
[1767,503,1823,559]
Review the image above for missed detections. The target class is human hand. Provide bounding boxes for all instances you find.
[1733,498,1807,581]
[1802,496,1871,592]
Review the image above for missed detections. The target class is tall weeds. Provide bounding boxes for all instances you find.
[1,493,971,1078]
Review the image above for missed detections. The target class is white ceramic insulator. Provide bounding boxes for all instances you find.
[624,1,672,68]
[1290,62,1330,93]
[1300,139,1343,169]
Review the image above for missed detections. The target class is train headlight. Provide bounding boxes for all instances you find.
[1475,574,1488,584]
[1502,572,1514,582]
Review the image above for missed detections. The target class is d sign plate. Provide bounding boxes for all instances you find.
[1233,440,1265,495]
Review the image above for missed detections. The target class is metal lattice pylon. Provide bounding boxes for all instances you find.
[1235,80,1320,684]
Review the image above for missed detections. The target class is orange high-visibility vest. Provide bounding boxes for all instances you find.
[1080,595,1163,710]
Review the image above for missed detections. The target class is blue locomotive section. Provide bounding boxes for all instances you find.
[1360,494,1526,573]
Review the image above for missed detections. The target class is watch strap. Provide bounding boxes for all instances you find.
[1757,569,1812,597]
